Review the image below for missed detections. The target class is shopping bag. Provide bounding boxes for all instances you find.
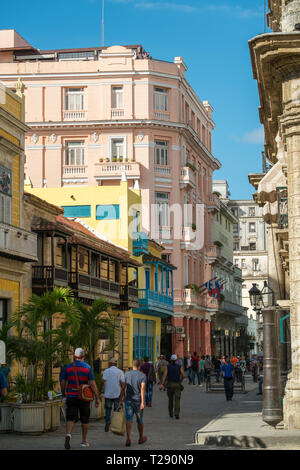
[110,409,126,435]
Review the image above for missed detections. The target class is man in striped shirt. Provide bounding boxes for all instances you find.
[61,348,100,450]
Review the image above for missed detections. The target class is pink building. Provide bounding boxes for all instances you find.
[0,30,221,358]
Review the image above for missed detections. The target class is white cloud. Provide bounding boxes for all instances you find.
[243,127,265,145]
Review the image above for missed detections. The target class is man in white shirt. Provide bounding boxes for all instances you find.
[102,358,125,432]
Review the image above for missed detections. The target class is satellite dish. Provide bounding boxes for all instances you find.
[0,340,6,364]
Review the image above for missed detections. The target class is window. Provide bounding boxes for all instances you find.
[231,207,238,217]
[234,241,239,251]
[155,192,170,226]
[111,138,125,161]
[154,87,168,111]
[155,140,168,166]
[241,259,246,269]
[112,86,123,109]
[253,258,259,271]
[250,243,256,251]
[65,88,84,110]
[249,207,256,216]
[96,205,120,220]
[0,165,12,224]
[233,223,238,234]
[234,259,239,267]
[65,142,85,166]
[62,205,91,218]
[182,144,187,166]
[249,222,256,233]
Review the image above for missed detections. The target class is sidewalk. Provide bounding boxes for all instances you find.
[194,376,300,450]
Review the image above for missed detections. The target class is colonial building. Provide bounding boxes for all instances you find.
[248,0,297,427]
[0,29,221,358]
[0,81,37,334]
[210,181,245,357]
[228,199,268,355]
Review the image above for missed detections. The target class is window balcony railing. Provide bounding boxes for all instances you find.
[182,288,198,306]
[155,166,170,175]
[111,109,124,118]
[63,165,87,177]
[63,110,86,121]
[132,232,149,256]
[32,265,68,286]
[69,271,120,302]
[277,186,288,229]
[207,245,221,261]
[180,167,196,187]
[0,223,37,262]
[154,111,170,120]
[94,162,141,180]
[137,289,173,314]
[182,226,197,243]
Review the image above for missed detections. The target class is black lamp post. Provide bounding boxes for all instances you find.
[249,281,282,428]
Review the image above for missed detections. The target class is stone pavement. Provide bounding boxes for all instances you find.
[0,375,299,450]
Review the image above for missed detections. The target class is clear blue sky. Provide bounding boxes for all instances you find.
[1,0,268,200]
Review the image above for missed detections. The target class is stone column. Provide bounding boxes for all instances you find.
[281,84,300,428]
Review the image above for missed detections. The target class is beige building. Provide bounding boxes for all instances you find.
[0,81,37,336]
[248,0,299,427]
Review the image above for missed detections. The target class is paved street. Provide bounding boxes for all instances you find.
[0,375,262,451]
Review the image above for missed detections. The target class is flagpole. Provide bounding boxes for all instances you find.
[102,0,105,47]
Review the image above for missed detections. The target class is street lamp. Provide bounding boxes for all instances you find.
[249,283,263,312]
[249,281,282,428]
[260,281,275,309]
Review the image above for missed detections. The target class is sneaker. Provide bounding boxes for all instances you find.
[125,438,131,447]
[64,434,71,450]
[175,416,180,420]
[105,422,110,432]
[138,436,147,445]
[169,413,173,418]
[80,442,90,448]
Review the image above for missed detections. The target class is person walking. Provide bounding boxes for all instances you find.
[141,357,156,407]
[199,356,205,385]
[160,354,185,419]
[204,355,213,380]
[157,355,168,390]
[61,348,100,450]
[102,358,125,432]
[191,352,199,386]
[220,355,235,401]
[212,356,222,383]
[120,359,147,447]
[186,353,193,384]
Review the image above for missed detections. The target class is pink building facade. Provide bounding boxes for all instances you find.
[0,30,221,358]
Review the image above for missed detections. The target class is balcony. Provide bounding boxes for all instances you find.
[63,110,86,121]
[154,111,170,120]
[132,232,149,256]
[235,315,249,327]
[207,194,220,212]
[182,226,197,243]
[0,223,37,262]
[69,272,120,304]
[134,289,173,317]
[32,265,68,289]
[277,186,288,229]
[63,165,87,179]
[180,167,196,188]
[221,300,244,316]
[182,288,198,306]
[120,285,139,309]
[94,162,141,182]
[207,245,221,262]
[111,109,124,119]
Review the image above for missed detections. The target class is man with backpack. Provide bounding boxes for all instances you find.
[160,354,185,419]
[140,357,156,407]
[61,348,100,450]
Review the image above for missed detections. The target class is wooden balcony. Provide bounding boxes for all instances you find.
[69,271,120,304]
[120,285,139,309]
[32,265,69,291]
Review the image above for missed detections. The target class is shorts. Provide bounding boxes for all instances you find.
[125,400,143,424]
[66,397,90,424]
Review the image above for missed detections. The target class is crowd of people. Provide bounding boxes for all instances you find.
[0,348,263,450]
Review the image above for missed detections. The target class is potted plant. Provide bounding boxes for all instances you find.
[105,158,109,162]
[125,158,128,162]
[118,157,123,162]
[99,158,103,163]
[192,223,197,231]
[186,161,197,173]
[112,157,117,163]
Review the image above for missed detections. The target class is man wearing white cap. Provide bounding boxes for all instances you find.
[61,348,100,450]
[160,354,184,419]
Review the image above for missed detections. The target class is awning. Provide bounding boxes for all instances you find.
[257,160,286,204]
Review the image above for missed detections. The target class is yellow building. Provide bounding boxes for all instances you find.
[26,177,175,365]
[0,81,37,333]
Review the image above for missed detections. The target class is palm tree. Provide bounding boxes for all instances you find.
[14,287,82,395]
[71,298,118,365]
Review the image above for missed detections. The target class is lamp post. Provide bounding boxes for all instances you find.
[249,282,283,428]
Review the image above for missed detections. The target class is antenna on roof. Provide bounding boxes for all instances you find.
[102,0,105,47]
